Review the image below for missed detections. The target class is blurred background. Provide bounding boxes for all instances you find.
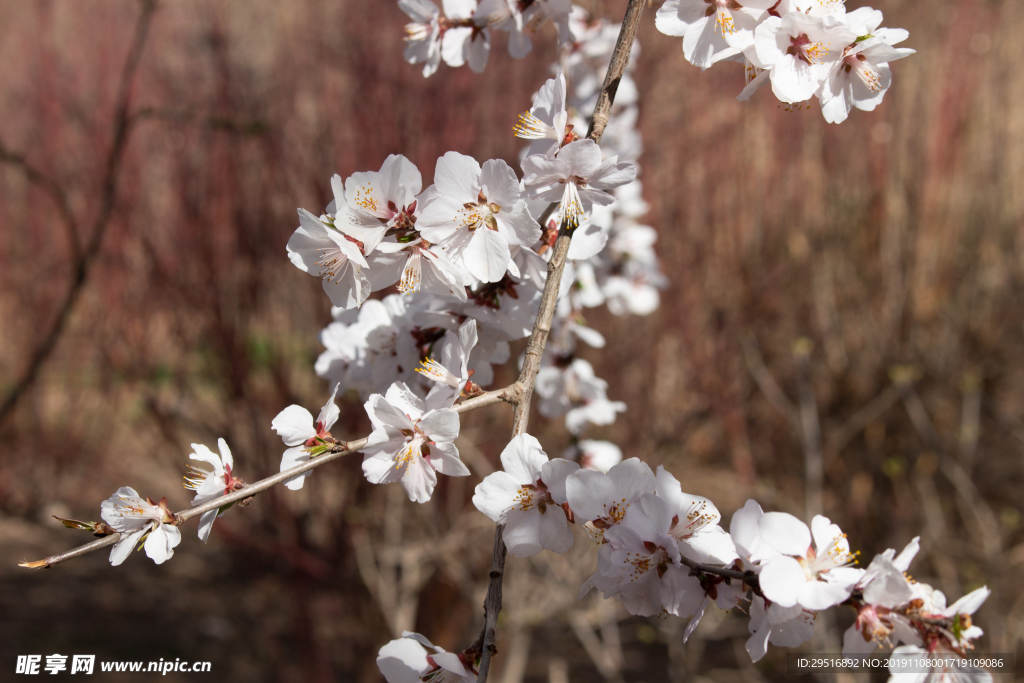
[1,0,1022,681]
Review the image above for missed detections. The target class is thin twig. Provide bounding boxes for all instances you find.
[0,0,158,427]
[474,3,648,679]
[740,333,799,427]
[793,339,823,520]
[19,389,508,569]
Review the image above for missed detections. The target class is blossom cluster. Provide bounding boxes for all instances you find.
[376,435,991,682]
[655,0,915,123]
[301,24,659,468]
[399,0,574,76]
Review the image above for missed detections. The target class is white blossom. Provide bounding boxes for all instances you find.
[521,140,636,229]
[272,384,341,491]
[100,487,181,566]
[440,0,491,73]
[417,319,478,394]
[514,74,572,158]
[418,152,540,283]
[566,456,655,541]
[362,382,468,503]
[377,631,476,683]
[751,12,856,104]
[400,0,443,77]
[818,27,914,123]
[758,512,864,610]
[184,438,242,543]
[655,466,738,566]
[583,492,705,617]
[746,595,816,662]
[472,434,579,557]
[655,0,777,69]
[564,439,622,472]
[286,208,370,311]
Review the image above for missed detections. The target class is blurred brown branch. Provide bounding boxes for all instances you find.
[0,0,158,427]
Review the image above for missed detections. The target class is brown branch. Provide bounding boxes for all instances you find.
[0,143,80,261]
[677,554,762,596]
[474,3,648,679]
[19,388,509,569]
[0,0,157,427]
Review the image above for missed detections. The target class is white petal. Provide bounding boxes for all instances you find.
[418,408,461,444]
[317,383,341,431]
[427,441,470,477]
[566,469,616,522]
[537,504,574,554]
[759,512,811,557]
[503,508,545,557]
[556,139,602,177]
[197,509,218,544]
[376,637,429,683]
[566,222,608,260]
[479,158,521,207]
[661,565,706,618]
[541,458,580,505]
[759,555,807,607]
[797,576,853,610]
[280,446,312,490]
[271,405,315,446]
[473,471,524,523]
[464,228,512,283]
[434,151,481,204]
[108,528,146,567]
[217,438,234,471]
[500,434,548,485]
[144,524,181,564]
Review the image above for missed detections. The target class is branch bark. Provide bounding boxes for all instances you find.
[473,3,648,679]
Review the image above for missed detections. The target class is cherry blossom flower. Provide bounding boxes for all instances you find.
[272,384,341,491]
[729,499,777,568]
[377,631,477,683]
[368,239,468,301]
[440,0,491,73]
[514,74,573,158]
[184,438,245,543]
[340,155,423,250]
[584,493,705,617]
[746,595,816,662]
[417,319,478,394]
[752,12,856,104]
[818,32,914,124]
[477,0,533,58]
[655,0,777,69]
[100,487,181,566]
[521,140,637,229]
[472,434,579,557]
[566,457,655,541]
[564,439,622,473]
[566,395,625,436]
[315,294,453,397]
[362,382,469,503]
[758,512,864,610]
[842,539,921,656]
[655,466,738,565]
[534,358,626,434]
[418,153,540,283]
[400,0,443,77]
[286,208,371,310]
